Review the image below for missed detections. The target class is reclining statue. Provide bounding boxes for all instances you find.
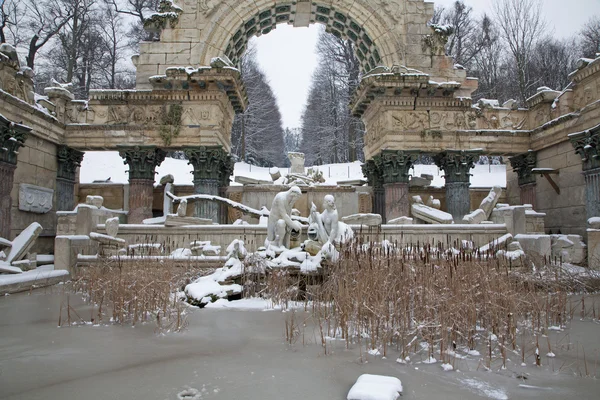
[266,186,303,249]
[309,195,353,245]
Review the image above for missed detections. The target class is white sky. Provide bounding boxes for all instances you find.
[253,0,600,130]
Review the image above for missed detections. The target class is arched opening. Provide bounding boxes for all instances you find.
[221,2,384,74]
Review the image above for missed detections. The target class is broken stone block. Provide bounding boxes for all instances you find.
[0,261,22,274]
[589,217,600,229]
[105,217,119,238]
[5,222,42,264]
[89,232,126,246]
[426,196,441,210]
[588,229,600,270]
[160,174,174,185]
[177,199,187,217]
[0,237,11,251]
[303,240,322,256]
[491,206,526,235]
[269,167,281,181]
[388,216,414,225]
[411,204,453,224]
[463,209,487,224]
[479,186,502,219]
[409,176,431,187]
[342,213,383,226]
[550,235,586,264]
[85,195,104,208]
[421,174,434,181]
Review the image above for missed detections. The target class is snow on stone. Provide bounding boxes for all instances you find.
[80,152,506,188]
[0,265,69,286]
[347,374,403,400]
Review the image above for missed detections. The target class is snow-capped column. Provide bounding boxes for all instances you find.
[0,115,30,239]
[380,150,420,222]
[434,150,480,222]
[362,158,386,221]
[184,146,234,223]
[56,146,84,211]
[118,146,166,224]
[509,151,538,207]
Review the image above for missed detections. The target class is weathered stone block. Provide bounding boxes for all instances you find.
[514,234,552,259]
[588,230,600,270]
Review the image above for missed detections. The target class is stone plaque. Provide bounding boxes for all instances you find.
[19,184,54,214]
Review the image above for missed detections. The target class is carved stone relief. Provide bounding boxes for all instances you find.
[19,184,54,214]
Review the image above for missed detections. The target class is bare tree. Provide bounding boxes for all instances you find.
[231,45,286,166]
[96,5,134,89]
[21,0,75,70]
[580,16,600,59]
[105,0,160,47]
[530,37,578,91]
[0,0,24,46]
[494,0,547,103]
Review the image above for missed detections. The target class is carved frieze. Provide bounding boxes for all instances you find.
[19,184,54,214]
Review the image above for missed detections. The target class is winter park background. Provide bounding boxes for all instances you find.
[1,0,600,400]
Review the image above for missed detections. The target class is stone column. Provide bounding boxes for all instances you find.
[0,115,30,238]
[509,151,537,207]
[56,145,84,211]
[118,146,166,224]
[184,146,233,222]
[362,158,385,221]
[434,150,480,222]
[570,128,600,221]
[380,150,420,222]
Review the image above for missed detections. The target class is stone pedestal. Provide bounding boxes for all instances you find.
[0,161,16,239]
[584,168,600,221]
[129,178,155,223]
[384,183,410,222]
[56,146,84,211]
[185,146,233,222]
[434,150,480,222]
[118,146,166,224]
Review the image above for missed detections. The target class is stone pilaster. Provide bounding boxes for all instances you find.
[362,157,385,221]
[380,150,420,221]
[0,115,30,238]
[434,150,480,221]
[118,146,166,223]
[56,146,84,211]
[509,151,537,207]
[570,127,600,221]
[184,146,233,222]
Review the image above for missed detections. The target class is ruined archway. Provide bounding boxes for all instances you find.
[135,0,437,88]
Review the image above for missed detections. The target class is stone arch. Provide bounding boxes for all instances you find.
[135,0,436,88]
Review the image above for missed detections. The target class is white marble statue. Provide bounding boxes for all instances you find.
[309,195,353,245]
[267,186,303,248]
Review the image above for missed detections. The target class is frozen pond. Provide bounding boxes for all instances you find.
[1,289,600,399]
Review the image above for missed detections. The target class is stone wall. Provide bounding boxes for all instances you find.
[96,223,508,253]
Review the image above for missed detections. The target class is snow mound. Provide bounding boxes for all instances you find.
[347,374,403,400]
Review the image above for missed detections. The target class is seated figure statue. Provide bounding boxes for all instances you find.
[309,195,353,245]
[267,186,303,249]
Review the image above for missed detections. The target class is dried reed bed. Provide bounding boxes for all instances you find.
[270,239,597,370]
[62,258,212,332]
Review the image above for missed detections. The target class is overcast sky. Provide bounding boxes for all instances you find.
[253,0,600,130]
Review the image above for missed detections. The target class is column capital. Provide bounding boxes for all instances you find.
[380,150,420,184]
[118,146,167,180]
[434,150,480,184]
[184,146,233,186]
[362,157,384,188]
[0,114,30,165]
[57,145,84,181]
[569,126,600,171]
[508,151,537,186]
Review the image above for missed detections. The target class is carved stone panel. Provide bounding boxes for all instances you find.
[19,184,54,214]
